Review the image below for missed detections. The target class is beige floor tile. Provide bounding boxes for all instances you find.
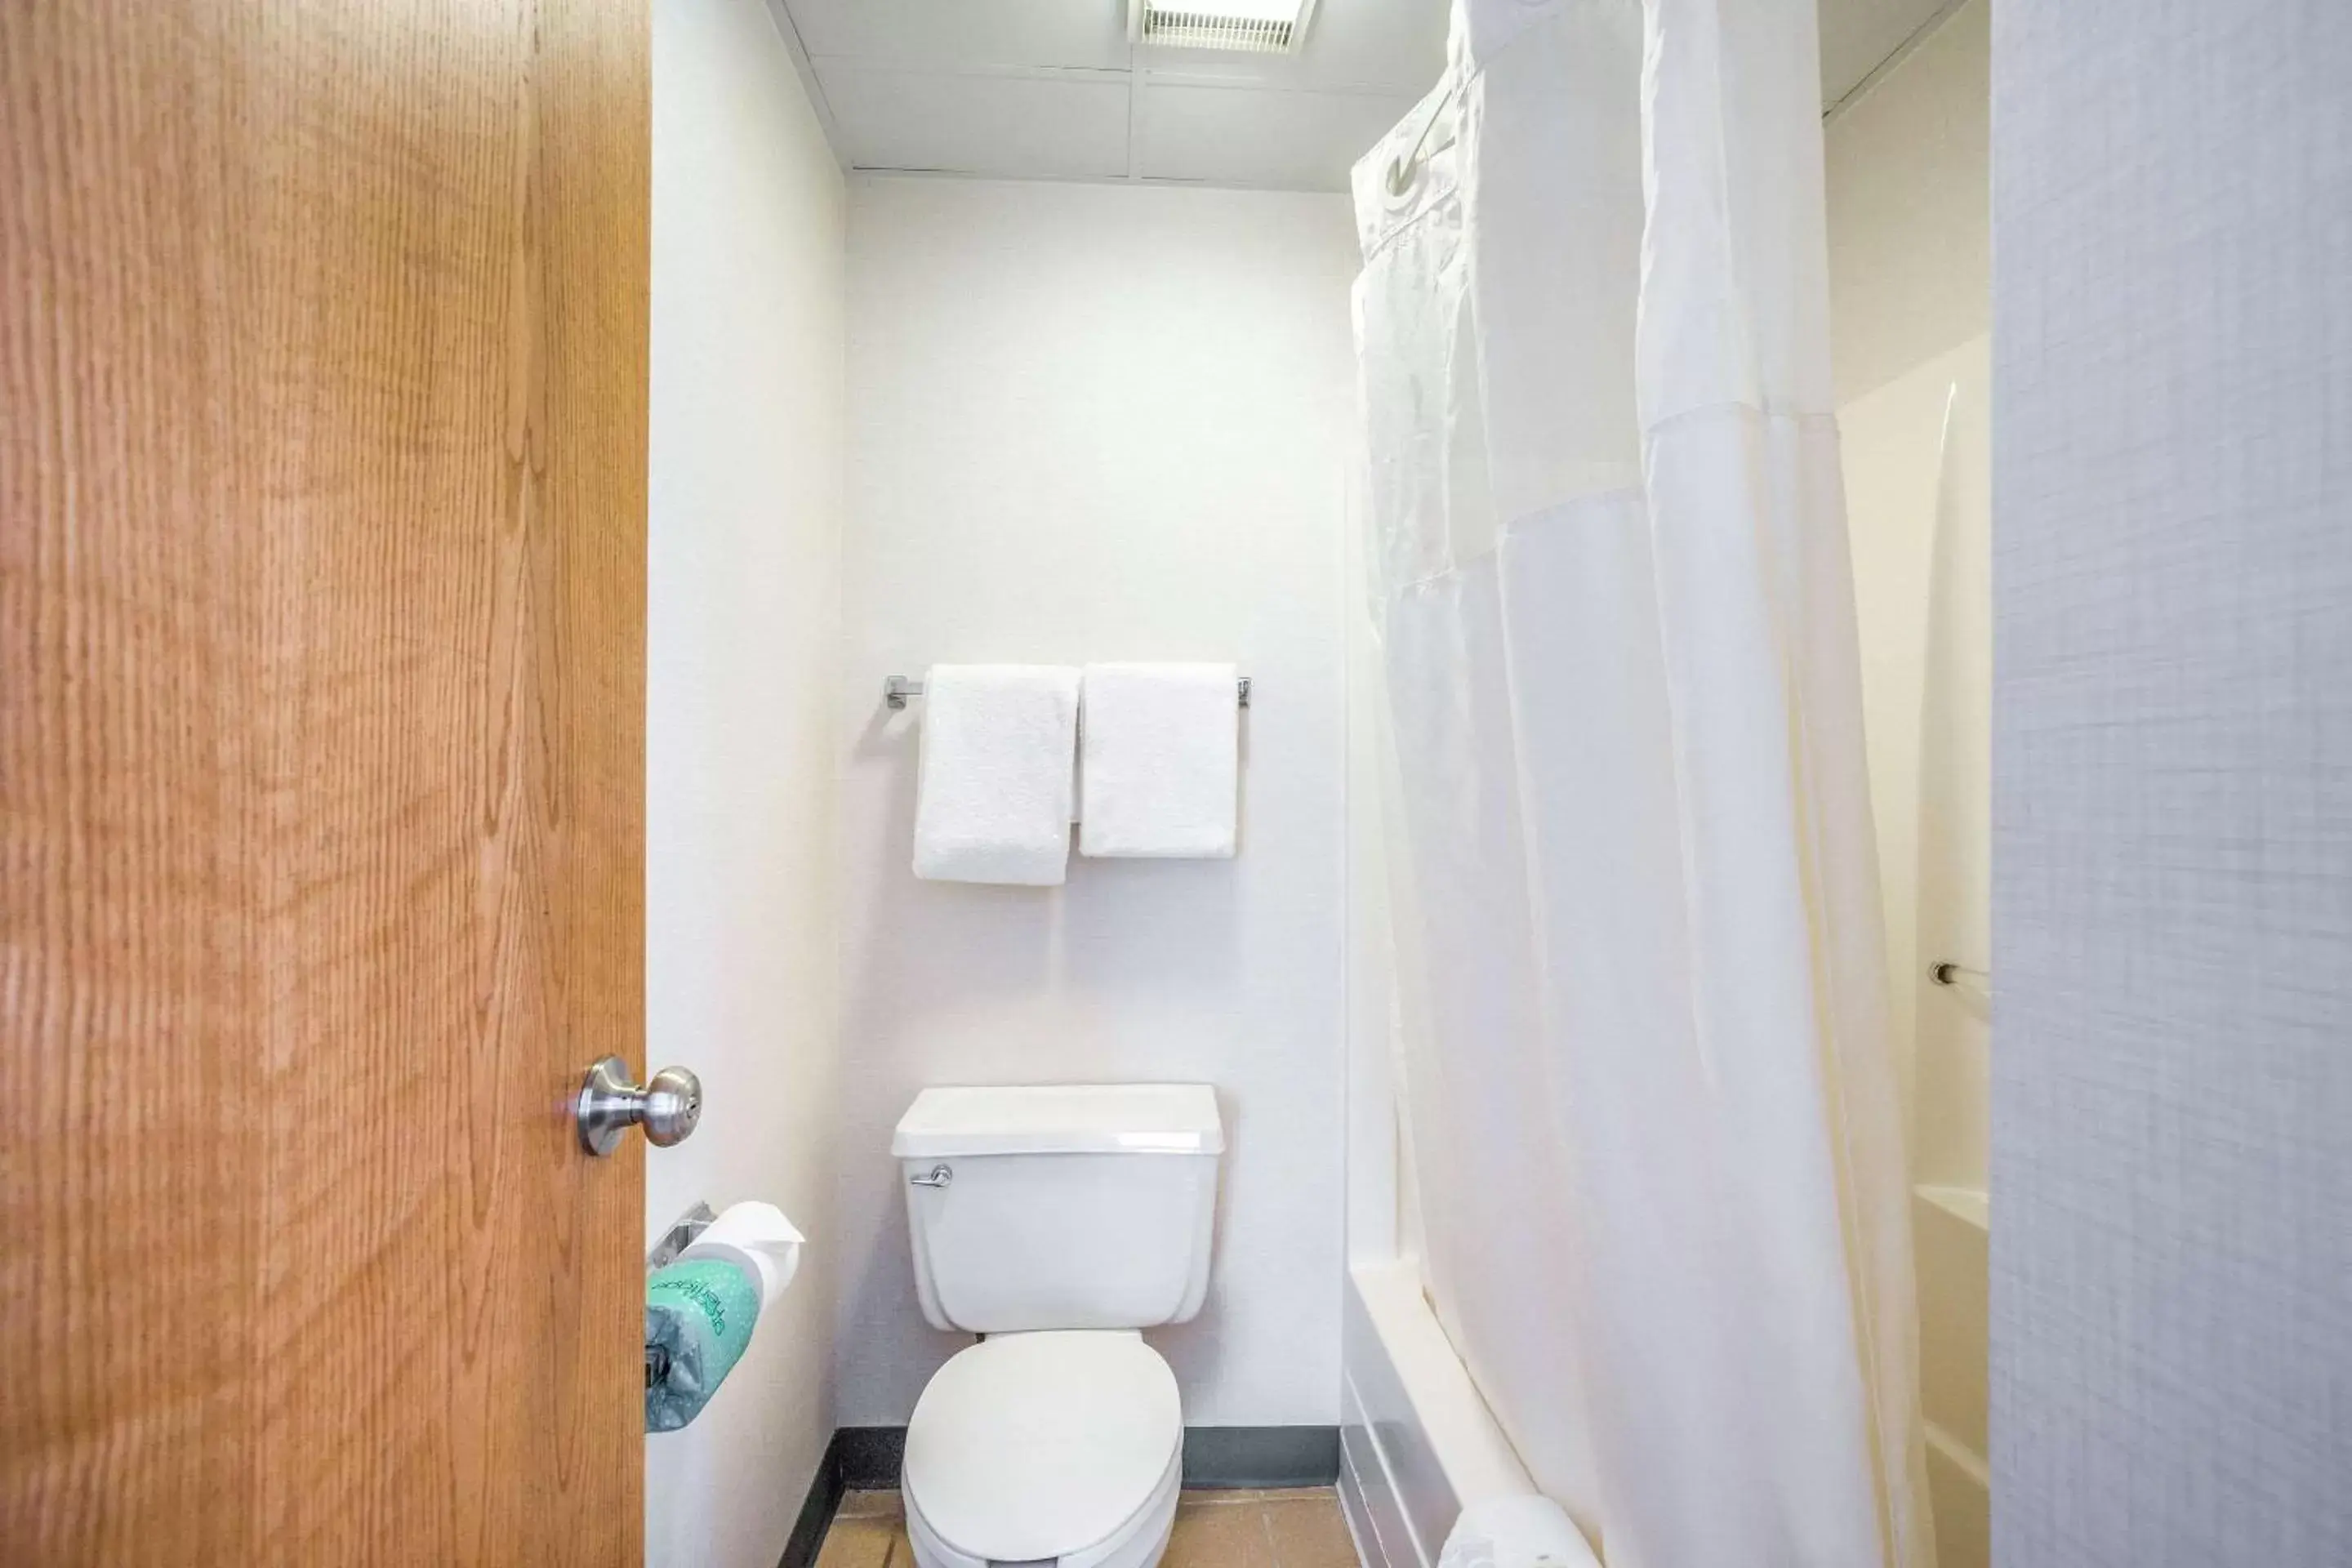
[815,1485,1358,1568]
[811,1512,902,1568]
[835,1490,905,1522]
[1264,1494,1358,1568]
[1164,1497,1279,1567]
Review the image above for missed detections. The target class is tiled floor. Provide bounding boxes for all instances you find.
[813,1486,1361,1568]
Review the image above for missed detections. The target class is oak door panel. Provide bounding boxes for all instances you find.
[2,2,648,1561]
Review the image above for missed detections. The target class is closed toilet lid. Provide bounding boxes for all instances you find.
[905,1330,1182,1563]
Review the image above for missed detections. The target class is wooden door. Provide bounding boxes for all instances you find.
[2,2,648,1562]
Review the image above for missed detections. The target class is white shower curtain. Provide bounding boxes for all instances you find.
[1350,2,1931,1566]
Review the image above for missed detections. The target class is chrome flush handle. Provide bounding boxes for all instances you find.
[908,1164,953,1189]
[575,1056,703,1156]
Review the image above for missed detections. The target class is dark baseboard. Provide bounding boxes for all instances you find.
[836,1425,911,1490]
[1181,1426,1343,1490]
[791,1424,1343,1524]
[777,1429,848,1568]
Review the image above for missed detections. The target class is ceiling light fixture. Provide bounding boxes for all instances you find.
[1127,0,1320,56]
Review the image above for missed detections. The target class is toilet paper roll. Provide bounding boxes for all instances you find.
[680,1200,804,1309]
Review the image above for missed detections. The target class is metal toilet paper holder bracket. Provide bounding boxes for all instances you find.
[646,1200,715,1272]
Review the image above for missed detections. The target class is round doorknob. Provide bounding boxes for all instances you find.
[576,1057,703,1156]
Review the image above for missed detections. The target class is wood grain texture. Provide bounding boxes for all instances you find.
[1,2,649,1562]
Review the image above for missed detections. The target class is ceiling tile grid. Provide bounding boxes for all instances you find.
[773,0,1442,191]
[771,0,1964,193]
[815,62,1137,180]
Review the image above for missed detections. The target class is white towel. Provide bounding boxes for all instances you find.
[1078,663,1239,858]
[912,665,1080,885]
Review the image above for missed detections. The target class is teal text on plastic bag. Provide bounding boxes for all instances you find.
[645,1258,762,1432]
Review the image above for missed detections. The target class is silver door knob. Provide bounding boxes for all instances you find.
[576,1056,702,1156]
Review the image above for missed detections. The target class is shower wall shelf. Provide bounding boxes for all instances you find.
[883,674,1252,710]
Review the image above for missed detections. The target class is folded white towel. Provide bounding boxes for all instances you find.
[1078,663,1239,858]
[912,665,1080,885]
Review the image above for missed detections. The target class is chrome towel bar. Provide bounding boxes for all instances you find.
[883,674,1252,710]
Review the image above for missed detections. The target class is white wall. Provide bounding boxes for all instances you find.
[647,2,844,1564]
[834,175,1357,1429]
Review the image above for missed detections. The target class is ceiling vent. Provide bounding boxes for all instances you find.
[1127,0,1319,56]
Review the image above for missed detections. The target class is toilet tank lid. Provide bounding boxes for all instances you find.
[893,1084,1223,1159]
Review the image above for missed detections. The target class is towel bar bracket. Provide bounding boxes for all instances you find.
[883,673,1250,710]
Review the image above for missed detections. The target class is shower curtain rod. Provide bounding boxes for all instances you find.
[882,674,1253,710]
[1927,960,1988,987]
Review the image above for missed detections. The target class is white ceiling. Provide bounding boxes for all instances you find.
[768,0,1958,193]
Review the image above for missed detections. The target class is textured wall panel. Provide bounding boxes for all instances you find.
[1990,4,2352,1564]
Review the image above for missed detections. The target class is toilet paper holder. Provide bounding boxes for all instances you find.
[644,1199,803,1412]
[647,1200,716,1272]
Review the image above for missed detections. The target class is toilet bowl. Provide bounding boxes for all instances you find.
[903,1332,1183,1568]
[891,1085,1224,1568]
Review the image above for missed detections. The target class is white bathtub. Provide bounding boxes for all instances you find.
[1339,1260,1537,1568]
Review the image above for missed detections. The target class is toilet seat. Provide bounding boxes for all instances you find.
[903,1330,1183,1568]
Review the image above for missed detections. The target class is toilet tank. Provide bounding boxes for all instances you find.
[894,1084,1223,1334]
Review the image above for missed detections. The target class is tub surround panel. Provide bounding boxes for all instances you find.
[1824,11,1991,1561]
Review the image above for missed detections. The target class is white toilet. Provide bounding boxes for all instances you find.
[892,1083,1223,1568]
